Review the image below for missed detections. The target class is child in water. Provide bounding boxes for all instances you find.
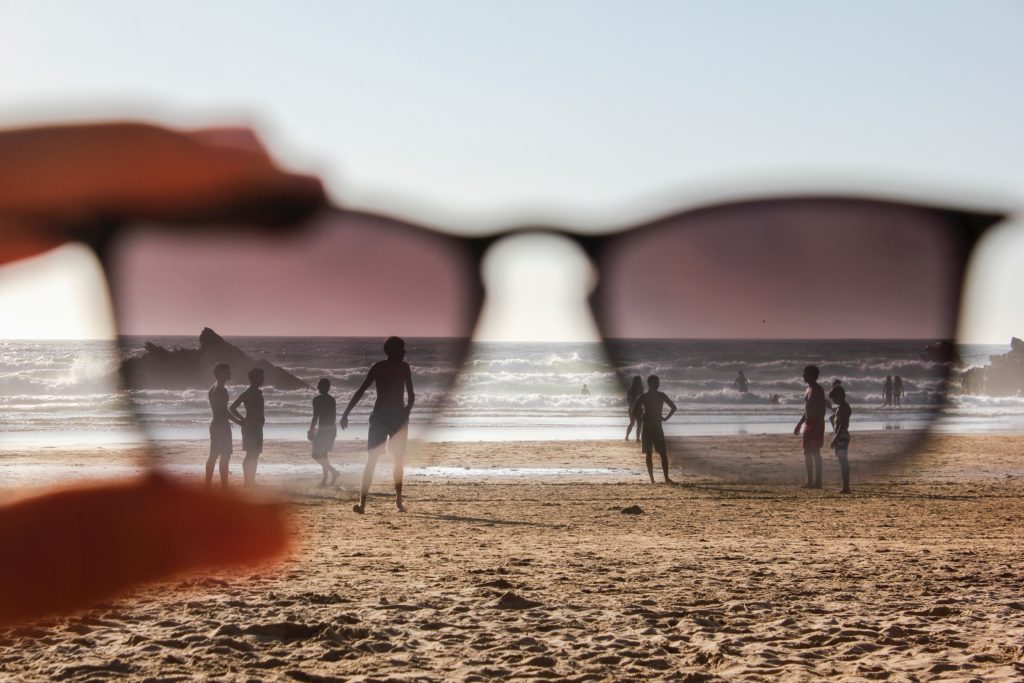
[828,384,852,494]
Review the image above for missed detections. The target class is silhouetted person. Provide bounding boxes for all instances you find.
[341,336,415,513]
[206,363,241,489]
[309,378,340,487]
[625,375,644,442]
[893,375,904,407]
[581,383,590,395]
[768,393,781,405]
[882,375,893,406]
[829,384,852,494]
[829,378,843,430]
[733,370,749,393]
[632,375,677,484]
[230,368,265,487]
[794,365,826,489]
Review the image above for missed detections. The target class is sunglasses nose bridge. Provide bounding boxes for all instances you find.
[471,231,601,344]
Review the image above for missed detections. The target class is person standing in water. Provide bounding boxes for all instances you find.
[230,367,265,487]
[625,375,645,443]
[632,375,677,484]
[733,370,750,394]
[828,384,853,494]
[341,336,415,514]
[893,376,904,407]
[206,363,241,489]
[793,365,826,489]
[308,378,340,487]
[882,375,894,406]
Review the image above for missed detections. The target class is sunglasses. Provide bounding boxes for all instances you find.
[27,193,987,486]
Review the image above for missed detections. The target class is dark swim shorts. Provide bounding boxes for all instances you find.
[367,410,408,453]
[641,422,667,455]
[242,421,264,454]
[802,419,825,450]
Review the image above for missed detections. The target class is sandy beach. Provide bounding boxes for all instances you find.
[0,433,1022,681]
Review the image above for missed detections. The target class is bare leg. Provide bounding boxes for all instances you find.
[394,451,406,512]
[660,452,673,484]
[218,455,230,489]
[645,452,655,484]
[205,445,217,488]
[317,459,329,487]
[812,449,823,488]
[626,416,635,441]
[803,448,815,488]
[838,450,851,493]
[354,448,382,513]
[242,453,259,487]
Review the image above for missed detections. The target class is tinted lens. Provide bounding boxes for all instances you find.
[594,199,971,481]
[105,209,480,483]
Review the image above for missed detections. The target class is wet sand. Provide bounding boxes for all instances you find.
[1,433,1022,680]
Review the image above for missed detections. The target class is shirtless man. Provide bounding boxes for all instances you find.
[230,368,265,487]
[206,363,241,489]
[341,337,415,513]
[794,364,827,489]
[631,375,677,484]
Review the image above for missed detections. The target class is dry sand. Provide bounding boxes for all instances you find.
[0,433,1022,681]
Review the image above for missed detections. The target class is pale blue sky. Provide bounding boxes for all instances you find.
[0,1,1022,341]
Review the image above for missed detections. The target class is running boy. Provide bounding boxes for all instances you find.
[631,374,677,484]
[230,367,265,487]
[341,337,415,513]
[308,378,340,487]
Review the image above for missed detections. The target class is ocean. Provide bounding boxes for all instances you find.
[1,337,1022,446]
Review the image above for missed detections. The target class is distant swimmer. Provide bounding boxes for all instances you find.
[625,376,644,443]
[206,363,242,489]
[309,378,340,488]
[768,393,781,405]
[581,383,591,396]
[893,375,904,407]
[793,365,826,489]
[632,375,677,484]
[230,367,266,488]
[733,370,750,394]
[341,336,415,514]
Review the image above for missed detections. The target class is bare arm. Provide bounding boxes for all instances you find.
[340,368,376,430]
[632,397,645,422]
[662,394,677,422]
[309,398,319,431]
[794,412,806,435]
[404,364,415,414]
[229,389,248,425]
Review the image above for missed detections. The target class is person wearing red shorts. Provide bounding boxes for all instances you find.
[793,364,827,489]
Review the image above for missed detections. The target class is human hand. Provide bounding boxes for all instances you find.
[0,121,324,626]
[0,474,287,627]
[340,416,349,430]
[793,425,801,436]
[0,122,324,266]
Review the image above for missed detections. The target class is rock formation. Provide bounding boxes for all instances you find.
[961,337,1024,396]
[121,327,309,390]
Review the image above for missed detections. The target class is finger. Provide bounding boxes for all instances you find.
[0,122,326,232]
[0,473,288,627]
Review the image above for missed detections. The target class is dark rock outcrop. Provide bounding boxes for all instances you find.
[121,327,309,390]
[920,339,963,366]
[961,337,1024,396]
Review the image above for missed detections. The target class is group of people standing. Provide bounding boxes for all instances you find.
[206,336,415,515]
[883,375,905,406]
[625,365,854,493]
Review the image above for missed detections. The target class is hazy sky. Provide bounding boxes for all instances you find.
[0,1,1022,341]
